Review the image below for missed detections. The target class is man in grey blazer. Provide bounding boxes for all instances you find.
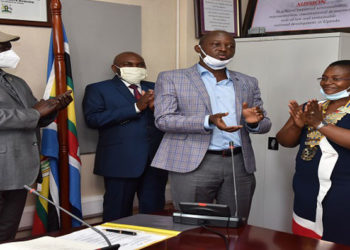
[152,30,271,219]
[0,31,72,241]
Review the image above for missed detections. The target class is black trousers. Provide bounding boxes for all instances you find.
[0,189,27,241]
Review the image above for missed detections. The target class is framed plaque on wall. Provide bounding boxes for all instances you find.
[194,0,241,38]
[242,0,350,36]
[0,0,51,27]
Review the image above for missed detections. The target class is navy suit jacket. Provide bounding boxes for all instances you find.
[83,76,163,178]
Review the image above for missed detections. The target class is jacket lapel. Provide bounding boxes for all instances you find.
[0,72,25,107]
[140,81,150,92]
[113,76,135,104]
[187,65,212,113]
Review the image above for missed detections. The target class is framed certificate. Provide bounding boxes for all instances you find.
[242,0,350,36]
[194,0,241,38]
[0,0,51,27]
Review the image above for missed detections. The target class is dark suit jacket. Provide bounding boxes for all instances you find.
[83,76,163,178]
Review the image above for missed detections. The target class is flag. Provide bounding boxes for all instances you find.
[64,27,83,227]
[32,26,82,234]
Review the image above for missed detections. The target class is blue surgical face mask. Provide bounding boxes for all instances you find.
[320,87,350,100]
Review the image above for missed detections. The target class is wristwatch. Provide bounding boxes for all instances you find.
[316,120,329,130]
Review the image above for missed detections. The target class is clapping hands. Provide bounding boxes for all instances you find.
[33,90,73,118]
[242,102,264,127]
[304,99,323,128]
[288,99,323,129]
[288,100,305,128]
[209,112,243,132]
[136,89,154,111]
[209,102,264,132]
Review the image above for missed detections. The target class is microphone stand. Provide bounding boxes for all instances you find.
[229,141,239,217]
[24,185,120,250]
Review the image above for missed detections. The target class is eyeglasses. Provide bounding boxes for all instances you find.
[317,77,350,83]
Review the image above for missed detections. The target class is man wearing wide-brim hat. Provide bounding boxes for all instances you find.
[0,31,72,241]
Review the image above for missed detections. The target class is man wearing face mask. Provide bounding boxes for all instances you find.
[83,52,167,222]
[0,31,72,241]
[152,30,271,219]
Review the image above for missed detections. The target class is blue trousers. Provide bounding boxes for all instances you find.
[103,166,168,222]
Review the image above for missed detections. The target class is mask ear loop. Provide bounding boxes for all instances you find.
[198,45,207,56]
[113,64,122,78]
[198,45,208,61]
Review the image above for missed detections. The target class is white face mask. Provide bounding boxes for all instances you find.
[115,66,147,85]
[198,45,232,70]
[320,87,350,100]
[0,49,20,69]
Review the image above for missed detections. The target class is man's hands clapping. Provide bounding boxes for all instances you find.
[33,90,73,118]
[208,102,264,132]
[209,112,243,132]
[242,102,264,127]
[136,89,154,111]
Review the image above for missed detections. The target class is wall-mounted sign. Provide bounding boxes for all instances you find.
[242,0,350,36]
[194,0,241,38]
[0,0,51,27]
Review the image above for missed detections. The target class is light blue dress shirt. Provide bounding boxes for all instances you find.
[197,64,242,149]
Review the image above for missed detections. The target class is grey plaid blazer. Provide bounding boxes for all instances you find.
[151,65,271,174]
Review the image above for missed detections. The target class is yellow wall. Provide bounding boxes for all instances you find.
[0,0,249,224]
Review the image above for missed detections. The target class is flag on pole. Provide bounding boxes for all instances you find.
[64,27,83,227]
[32,26,82,234]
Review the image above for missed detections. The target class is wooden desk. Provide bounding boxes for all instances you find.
[144,224,350,250]
[6,213,350,250]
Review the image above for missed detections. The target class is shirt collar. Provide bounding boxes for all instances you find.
[196,63,232,81]
[119,77,141,89]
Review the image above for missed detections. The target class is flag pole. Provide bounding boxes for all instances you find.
[50,0,71,230]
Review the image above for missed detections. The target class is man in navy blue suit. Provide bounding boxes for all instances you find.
[83,52,168,222]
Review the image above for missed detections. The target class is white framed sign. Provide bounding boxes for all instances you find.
[0,0,51,27]
[243,0,350,36]
[194,0,241,38]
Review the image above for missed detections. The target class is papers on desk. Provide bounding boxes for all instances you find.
[0,215,197,250]
[59,224,180,249]
[0,224,179,250]
[0,236,99,250]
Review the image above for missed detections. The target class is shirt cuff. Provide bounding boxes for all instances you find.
[204,115,215,130]
[246,122,260,132]
[134,103,141,113]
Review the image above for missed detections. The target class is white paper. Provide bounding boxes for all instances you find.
[59,226,169,250]
[0,236,98,250]
[252,0,350,32]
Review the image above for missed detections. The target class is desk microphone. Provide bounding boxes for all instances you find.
[24,185,120,250]
[229,141,239,217]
